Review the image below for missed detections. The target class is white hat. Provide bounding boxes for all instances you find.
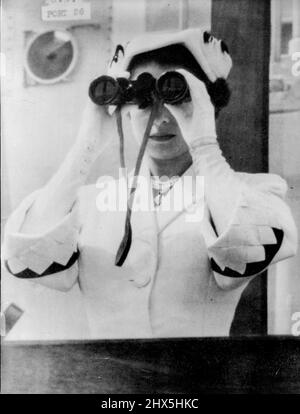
[108,28,232,82]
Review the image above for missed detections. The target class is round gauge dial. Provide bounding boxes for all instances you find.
[25,30,78,84]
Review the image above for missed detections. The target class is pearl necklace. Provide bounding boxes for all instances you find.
[151,175,180,207]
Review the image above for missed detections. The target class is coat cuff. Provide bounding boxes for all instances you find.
[3,191,80,276]
[206,186,288,276]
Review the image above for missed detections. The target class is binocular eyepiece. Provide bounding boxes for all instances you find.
[89,71,190,108]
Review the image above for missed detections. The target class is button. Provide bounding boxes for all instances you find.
[132,274,151,288]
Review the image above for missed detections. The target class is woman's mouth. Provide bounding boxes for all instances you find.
[149,134,176,142]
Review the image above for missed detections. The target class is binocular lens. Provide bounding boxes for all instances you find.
[89,76,119,105]
[157,71,188,104]
[88,71,189,107]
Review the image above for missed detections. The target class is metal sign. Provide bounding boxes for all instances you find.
[41,0,91,21]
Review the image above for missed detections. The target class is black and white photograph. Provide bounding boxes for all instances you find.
[1,0,300,395]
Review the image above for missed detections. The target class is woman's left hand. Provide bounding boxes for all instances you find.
[164,69,217,147]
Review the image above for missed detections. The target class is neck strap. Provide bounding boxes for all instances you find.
[115,103,159,266]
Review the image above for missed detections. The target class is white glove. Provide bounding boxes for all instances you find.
[73,69,131,169]
[164,69,216,148]
[166,69,243,238]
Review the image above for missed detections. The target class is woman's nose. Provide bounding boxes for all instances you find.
[153,103,171,126]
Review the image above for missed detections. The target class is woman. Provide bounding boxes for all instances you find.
[3,28,297,338]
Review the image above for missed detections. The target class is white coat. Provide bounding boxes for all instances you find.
[3,161,298,339]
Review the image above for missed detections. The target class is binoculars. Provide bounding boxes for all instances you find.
[89,71,190,108]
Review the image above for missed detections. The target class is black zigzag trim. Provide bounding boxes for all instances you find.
[5,250,80,279]
[211,228,284,278]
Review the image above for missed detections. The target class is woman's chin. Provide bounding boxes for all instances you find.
[146,146,187,161]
